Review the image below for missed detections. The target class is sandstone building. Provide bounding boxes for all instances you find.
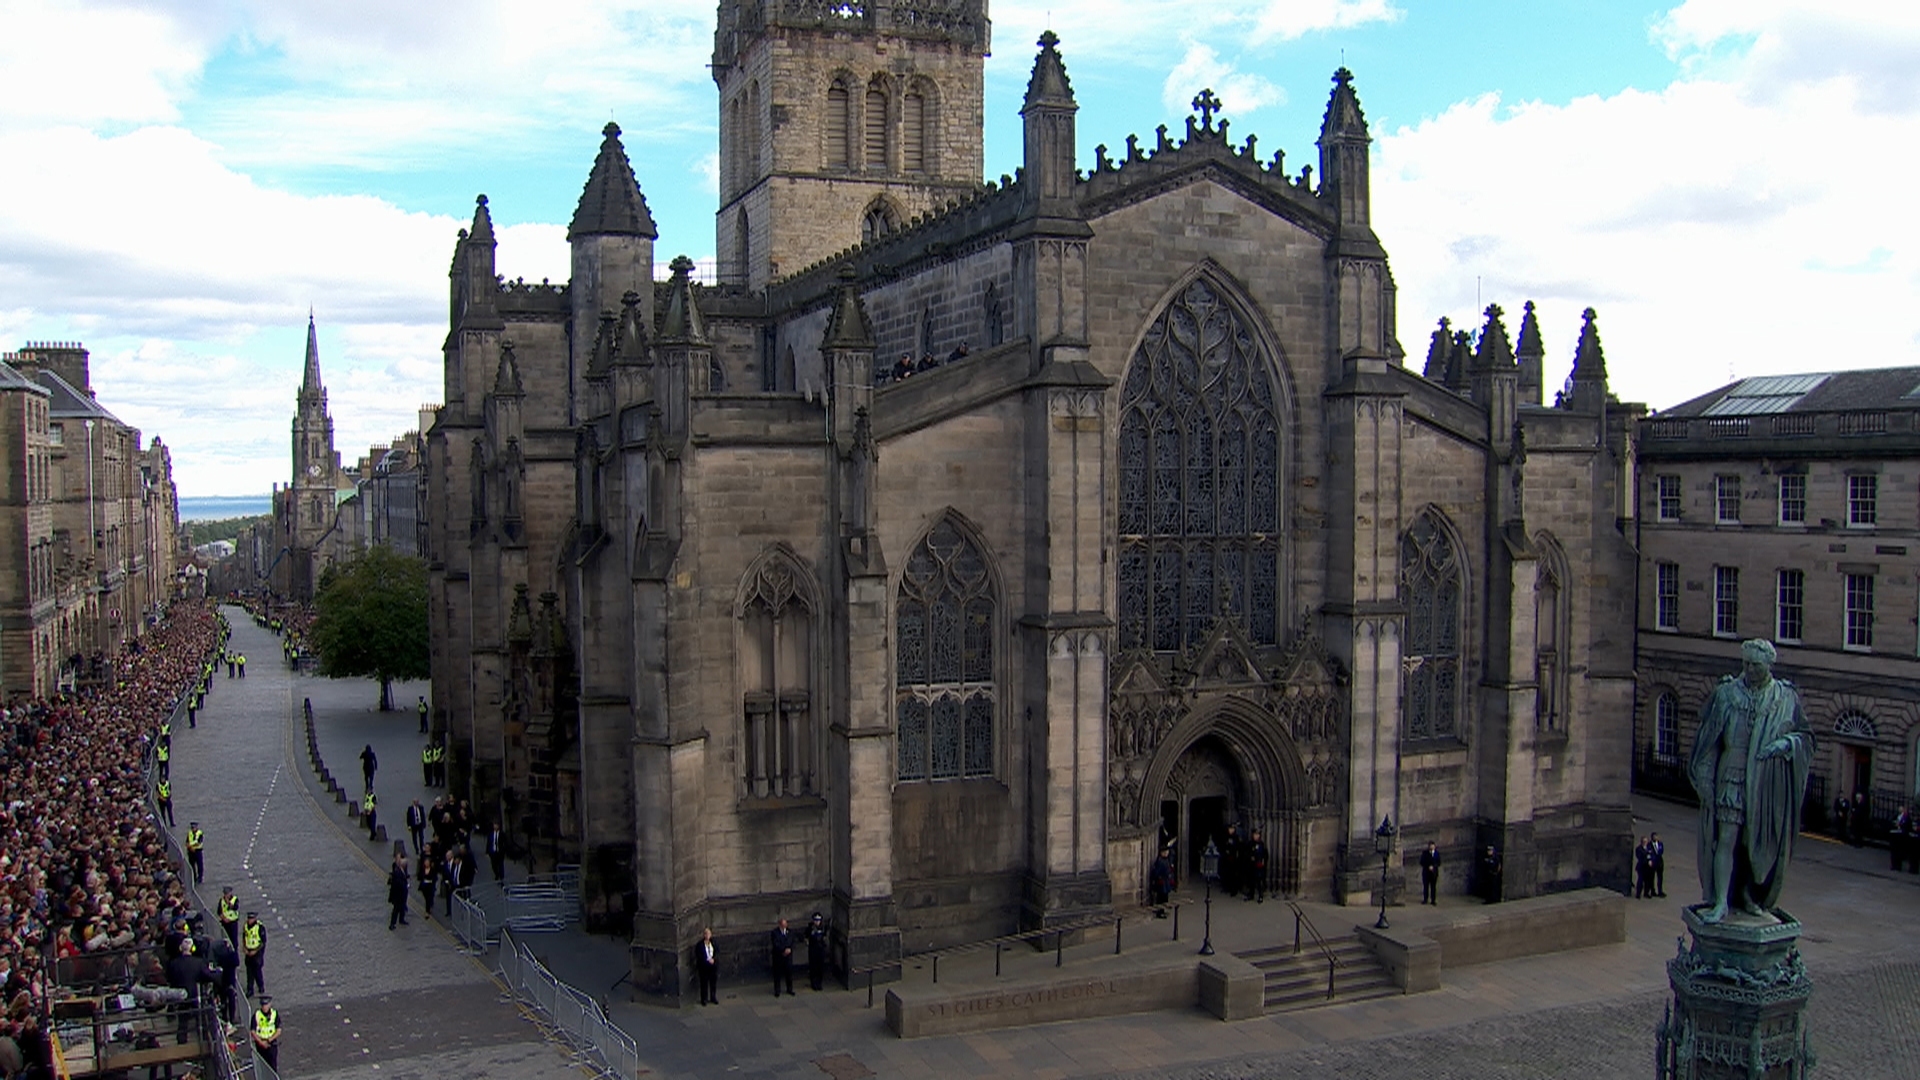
[426,2,1642,1001]
[1633,369,1920,833]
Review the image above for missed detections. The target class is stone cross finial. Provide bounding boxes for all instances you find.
[1192,88,1222,130]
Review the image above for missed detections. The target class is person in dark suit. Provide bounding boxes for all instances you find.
[485,822,506,882]
[1148,847,1175,915]
[1219,823,1242,898]
[1419,842,1441,904]
[1649,832,1667,897]
[770,918,795,996]
[1243,830,1269,902]
[387,854,411,930]
[1478,845,1502,904]
[805,912,829,991]
[1633,836,1652,898]
[694,928,718,1005]
[405,800,427,859]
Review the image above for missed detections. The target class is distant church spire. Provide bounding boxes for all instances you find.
[301,313,324,398]
[1515,301,1545,405]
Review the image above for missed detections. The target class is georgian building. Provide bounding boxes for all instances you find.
[427,3,1642,1002]
[1634,368,1920,830]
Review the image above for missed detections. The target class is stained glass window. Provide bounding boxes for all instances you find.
[739,555,814,796]
[1402,514,1462,741]
[897,518,996,780]
[1117,279,1283,652]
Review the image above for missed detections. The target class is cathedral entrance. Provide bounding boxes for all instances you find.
[1163,737,1240,880]
[1186,796,1227,879]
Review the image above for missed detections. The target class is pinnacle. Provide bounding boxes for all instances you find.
[1023,30,1075,110]
[1319,65,1368,140]
[569,122,657,241]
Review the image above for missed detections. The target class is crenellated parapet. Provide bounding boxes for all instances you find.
[716,0,988,67]
[767,173,1026,312]
[1076,101,1329,232]
[495,277,570,321]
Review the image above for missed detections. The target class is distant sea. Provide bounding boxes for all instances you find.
[179,495,272,521]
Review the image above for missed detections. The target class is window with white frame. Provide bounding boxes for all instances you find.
[1656,562,1679,630]
[1654,692,1680,764]
[1848,474,1878,527]
[1713,566,1739,636]
[1656,474,1682,521]
[1715,475,1741,524]
[1777,474,1806,525]
[1845,572,1875,649]
[1776,568,1804,642]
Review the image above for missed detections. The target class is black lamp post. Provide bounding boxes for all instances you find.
[1198,839,1220,956]
[1374,816,1396,930]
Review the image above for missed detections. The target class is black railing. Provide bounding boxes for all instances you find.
[1633,745,1696,803]
[1285,900,1341,1000]
[846,908,1181,1007]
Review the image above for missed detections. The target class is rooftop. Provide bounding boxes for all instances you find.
[1661,367,1920,418]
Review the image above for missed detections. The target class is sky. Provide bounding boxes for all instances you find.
[2,0,1915,497]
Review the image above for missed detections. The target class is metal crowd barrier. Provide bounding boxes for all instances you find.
[450,887,495,954]
[494,927,638,1080]
[504,879,579,932]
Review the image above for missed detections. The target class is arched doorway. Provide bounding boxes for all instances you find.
[1160,737,1242,879]
[1141,696,1310,897]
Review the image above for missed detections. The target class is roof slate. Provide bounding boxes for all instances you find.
[1661,366,1920,418]
[33,368,120,423]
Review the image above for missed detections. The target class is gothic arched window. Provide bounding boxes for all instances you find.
[861,198,899,245]
[903,81,931,173]
[1533,534,1569,733]
[826,81,852,171]
[1117,278,1281,653]
[1401,512,1462,741]
[896,517,995,781]
[864,78,890,172]
[740,552,815,797]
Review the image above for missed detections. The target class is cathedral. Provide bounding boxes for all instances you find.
[271,316,352,600]
[425,0,1642,1002]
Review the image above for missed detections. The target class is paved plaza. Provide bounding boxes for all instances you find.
[169,607,1920,1078]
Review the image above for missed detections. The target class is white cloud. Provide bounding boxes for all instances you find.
[1250,0,1403,44]
[0,0,207,125]
[994,0,1399,61]
[1162,43,1287,118]
[1375,10,1920,410]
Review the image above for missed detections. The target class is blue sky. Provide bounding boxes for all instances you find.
[2,1,1914,496]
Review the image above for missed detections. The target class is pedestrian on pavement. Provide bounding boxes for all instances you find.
[695,928,719,1005]
[363,790,379,841]
[806,912,829,990]
[1833,794,1851,842]
[485,822,506,882]
[252,995,279,1071]
[1243,829,1269,902]
[361,744,378,791]
[457,842,477,894]
[156,776,175,827]
[770,918,795,996]
[242,912,266,996]
[156,738,170,780]
[387,853,411,930]
[1633,836,1650,898]
[418,842,439,917]
[1148,846,1174,915]
[1420,841,1441,904]
[1851,790,1869,848]
[422,742,434,787]
[236,653,246,678]
[442,848,461,916]
[418,696,430,734]
[217,887,240,951]
[1650,832,1667,897]
[185,821,205,886]
[226,654,236,678]
[406,799,427,858]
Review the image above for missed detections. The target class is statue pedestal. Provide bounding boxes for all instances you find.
[1657,906,1815,1079]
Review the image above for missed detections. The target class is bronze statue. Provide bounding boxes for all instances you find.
[1686,639,1813,923]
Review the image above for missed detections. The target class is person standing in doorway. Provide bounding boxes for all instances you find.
[1419,841,1441,904]
[1243,830,1269,903]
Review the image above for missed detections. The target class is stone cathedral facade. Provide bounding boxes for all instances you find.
[425,0,1642,1002]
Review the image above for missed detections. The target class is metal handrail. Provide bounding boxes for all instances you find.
[845,911,1139,1006]
[1285,900,1342,1000]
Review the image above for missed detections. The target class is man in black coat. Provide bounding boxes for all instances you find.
[1219,824,1242,898]
[694,928,718,1005]
[405,800,428,859]
[1478,845,1503,904]
[1419,842,1441,904]
[770,918,796,996]
[805,912,829,991]
[1649,832,1667,897]
[165,947,219,1044]
[485,822,506,882]
[387,854,411,930]
[1243,830,1270,902]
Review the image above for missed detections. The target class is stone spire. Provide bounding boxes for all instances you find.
[568,123,657,241]
[822,266,875,351]
[1318,68,1373,230]
[1422,317,1452,381]
[1565,307,1611,411]
[1023,30,1074,108]
[301,313,323,399]
[1514,301,1544,405]
[615,290,650,366]
[1473,304,1516,371]
[1019,31,1088,228]
[493,338,523,396]
[469,192,495,242]
[658,256,709,345]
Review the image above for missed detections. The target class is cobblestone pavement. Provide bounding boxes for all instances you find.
[172,605,1920,1078]
[163,608,581,1080]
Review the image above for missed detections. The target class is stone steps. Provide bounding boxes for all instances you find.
[1237,934,1402,1012]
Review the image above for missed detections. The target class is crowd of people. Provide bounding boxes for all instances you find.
[0,603,221,1076]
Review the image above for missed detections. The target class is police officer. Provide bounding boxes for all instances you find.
[236,653,247,677]
[421,742,434,787]
[363,790,379,841]
[185,822,205,885]
[217,887,240,951]
[805,912,829,991]
[242,912,266,996]
[156,776,175,827]
[156,738,171,781]
[418,695,430,734]
[252,995,280,1071]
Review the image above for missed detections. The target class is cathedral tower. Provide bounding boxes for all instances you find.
[711,0,991,289]
[289,315,339,595]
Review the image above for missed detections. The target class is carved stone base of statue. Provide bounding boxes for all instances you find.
[1656,906,1815,1079]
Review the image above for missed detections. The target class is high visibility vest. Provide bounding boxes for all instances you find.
[157,780,170,800]
[186,828,203,851]
[244,923,263,951]
[219,896,238,923]
[418,701,429,716]
[160,720,171,737]
[432,746,445,764]
[363,793,376,813]
[422,746,433,765]
[157,744,169,763]
[253,1007,278,1041]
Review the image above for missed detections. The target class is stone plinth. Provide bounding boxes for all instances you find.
[1656,906,1815,1079]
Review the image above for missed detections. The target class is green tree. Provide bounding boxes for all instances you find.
[310,546,429,711]
[188,515,270,547]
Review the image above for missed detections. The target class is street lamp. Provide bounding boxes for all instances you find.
[1374,816,1397,930]
[1198,839,1220,956]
